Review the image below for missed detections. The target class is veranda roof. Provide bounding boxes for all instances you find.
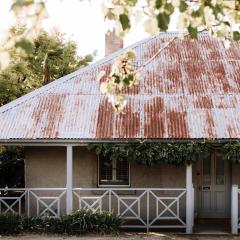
[0,32,240,143]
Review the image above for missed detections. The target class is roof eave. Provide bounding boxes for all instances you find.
[0,138,239,146]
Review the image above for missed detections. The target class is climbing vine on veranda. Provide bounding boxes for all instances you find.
[88,141,211,166]
[88,141,240,166]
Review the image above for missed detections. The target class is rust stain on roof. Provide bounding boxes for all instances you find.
[96,97,114,139]
[167,111,189,139]
[144,97,165,138]
[115,99,140,138]
[205,110,215,139]
[0,32,240,141]
[194,96,213,109]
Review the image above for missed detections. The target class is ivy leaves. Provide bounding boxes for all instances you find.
[88,142,210,166]
[90,142,240,166]
[223,142,240,162]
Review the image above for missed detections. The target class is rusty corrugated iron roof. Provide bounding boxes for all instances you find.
[0,32,240,142]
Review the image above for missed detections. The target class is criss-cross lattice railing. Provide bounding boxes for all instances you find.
[73,188,187,231]
[0,188,66,218]
[0,187,189,230]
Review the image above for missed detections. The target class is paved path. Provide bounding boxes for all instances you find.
[1,233,240,240]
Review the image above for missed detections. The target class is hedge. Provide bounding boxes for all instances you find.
[0,209,122,235]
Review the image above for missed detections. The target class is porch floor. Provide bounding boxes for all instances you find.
[194,219,231,234]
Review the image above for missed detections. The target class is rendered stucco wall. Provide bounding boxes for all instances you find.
[25,146,186,188]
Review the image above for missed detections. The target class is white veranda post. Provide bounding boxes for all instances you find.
[231,185,238,234]
[186,164,193,233]
[66,145,73,214]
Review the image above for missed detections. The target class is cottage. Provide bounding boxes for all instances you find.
[0,32,240,234]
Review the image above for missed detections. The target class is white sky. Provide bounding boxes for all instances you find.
[0,0,177,60]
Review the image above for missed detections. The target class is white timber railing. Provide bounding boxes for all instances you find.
[0,188,66,218]
[73,188,188,231]
[0,187,193,231]
[231,185,240,234]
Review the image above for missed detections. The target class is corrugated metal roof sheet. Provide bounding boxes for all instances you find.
[0,32,240,142]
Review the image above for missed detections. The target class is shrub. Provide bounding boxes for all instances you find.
[94,211,123,234]
[21,209,122,235]
[23,216,64,233]
[0,213,22,235]
[0,210,122,235]
[62,209,122,235]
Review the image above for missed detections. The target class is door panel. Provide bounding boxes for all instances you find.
[215,191,224,211]
[197,150,230,218]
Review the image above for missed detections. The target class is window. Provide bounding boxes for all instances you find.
[98,155,130,186]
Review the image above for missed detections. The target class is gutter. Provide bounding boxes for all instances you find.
[0,138,239,146]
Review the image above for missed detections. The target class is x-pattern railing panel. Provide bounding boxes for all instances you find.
[29,189,66,218]
[0,191,26,215]
[73,188,187,230]
[112,190,147,226]
[149,190,186,227]
[0,187,188,230]
[0,188,66,217]
[73,190,109,213]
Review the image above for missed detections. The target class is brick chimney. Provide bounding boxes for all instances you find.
[105,30,123,56]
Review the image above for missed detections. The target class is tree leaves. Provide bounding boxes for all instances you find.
[157,12,170,31]
[119,14,131,31]
[98,49,139,112]
[0,28,93,106]
[187,26,198,39]
[102,0,240,45]
[155,0,163,9]
[179,0,188,13]
[15,39,34,54]
[233,31,240,41]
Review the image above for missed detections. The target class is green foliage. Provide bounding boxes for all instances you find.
[0,213,22,235]
[102,0,240,44]
[223,142,240,162]
[179,0,188,13]
[0,146,24,187]
[0,27,93,106]
[119,14,130,31]
[233,31,240,41]
[61,209,122,235]
[157,12,170,31]
[0,210,122,235]
[188,26,198,39]
[90,142,240,166]
[88,142,210,166]
[23,216,65,233]
[1,0,240,70]
[98,49,139,112]
[15,39,34,54]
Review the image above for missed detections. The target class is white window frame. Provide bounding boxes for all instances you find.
[97,156,131,187]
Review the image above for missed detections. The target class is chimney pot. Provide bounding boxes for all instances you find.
[105,30,123,56]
